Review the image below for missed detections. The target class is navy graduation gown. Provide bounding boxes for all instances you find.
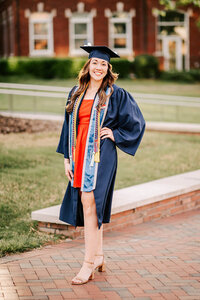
[56,84,145,229]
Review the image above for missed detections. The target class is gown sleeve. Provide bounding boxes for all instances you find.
[112,87,146,156]
[56,86,76,159]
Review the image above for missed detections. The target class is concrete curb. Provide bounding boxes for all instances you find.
[31,169,200,226]
[1,111,200,133]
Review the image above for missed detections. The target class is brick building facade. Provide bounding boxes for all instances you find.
[0,0,200,70]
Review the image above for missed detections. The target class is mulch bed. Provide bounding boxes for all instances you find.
[0,115,61,134]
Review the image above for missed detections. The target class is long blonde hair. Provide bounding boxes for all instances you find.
[66,59,118,113]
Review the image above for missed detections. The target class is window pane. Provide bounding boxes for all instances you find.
[159,25,176,35]
[168,40,176,70]
[157,39,162,52]
[75,23,87,35]
[34,23,48,35]
[174,26,186,39]
[159,25,186,38]
[159,11,184,22]
[114,38,126,48]
[34,39,48,50]
[114,23,126,34]
[75,38,86,49]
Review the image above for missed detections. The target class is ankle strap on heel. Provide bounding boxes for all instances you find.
[84,260,94,265]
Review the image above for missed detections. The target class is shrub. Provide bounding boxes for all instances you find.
[132,54,160,78]
[0,59,10,75]
[71,58,87,78]
[20,58,71,79]
[111,59,132,78]
[0,57,132,79]
[160,71,195,83]
[26,59,57,79]
[0,57,78,79]
[1,56,199,82]
[188,69,200,82]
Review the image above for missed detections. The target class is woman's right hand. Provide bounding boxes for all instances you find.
[64,158,74,182]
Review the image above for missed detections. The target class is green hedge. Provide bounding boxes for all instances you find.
[160,70,200,83]
[0,59,10,75]
[189,69,200,82]
[0,57,87,79]
[1,56,199,82]
[132,54,160,78]
[0,57,132,79]
[111,59,132,78]
[0,56,157,79]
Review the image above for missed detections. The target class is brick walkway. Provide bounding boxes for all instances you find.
[0,209,200,300]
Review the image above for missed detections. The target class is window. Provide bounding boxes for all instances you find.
[157,11,186,38]
[69,13,93,56]
[109,11,133,55]
[156,10,189,70]
[29,12,54,56]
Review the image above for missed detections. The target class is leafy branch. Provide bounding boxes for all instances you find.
[154,0,200,29]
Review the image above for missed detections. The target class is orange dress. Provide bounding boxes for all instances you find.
[73,99,94,187]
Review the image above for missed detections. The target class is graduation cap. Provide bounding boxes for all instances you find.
[80,45,120,63]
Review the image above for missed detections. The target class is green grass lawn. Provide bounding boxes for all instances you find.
[0,94,200,123]
[0,76,200,123]
[1,76,200,97]
[0,129,200,257]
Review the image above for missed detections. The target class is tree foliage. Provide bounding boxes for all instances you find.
[159,0,200,9]
[157,0,200,28]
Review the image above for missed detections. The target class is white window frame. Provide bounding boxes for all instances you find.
[109,14,133,55]
[29,12,54,56]
[155,10,190,70]
[162,35,182,70]
[69,15,93,56]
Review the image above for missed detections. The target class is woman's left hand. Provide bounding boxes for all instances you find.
[100,127,115,142]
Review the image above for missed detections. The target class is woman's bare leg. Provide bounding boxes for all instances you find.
[72,190,99,283]
[82,191,99,261]
[94,224,104,268]
[96,223,103,254]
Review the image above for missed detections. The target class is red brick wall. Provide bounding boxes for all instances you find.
[146,0,156,54]
[38,189,200,239]
[0,17,3,56]
[190,9,200,69]
[0,0,199,69]
[0,0,13,56]
[19,1,29,56]
[53,10,69,57]
[0,0,157,57]
[107,189,200,232]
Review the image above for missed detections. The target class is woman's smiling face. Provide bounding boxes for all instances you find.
[89,58,108,82]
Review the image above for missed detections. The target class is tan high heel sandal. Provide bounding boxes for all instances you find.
[71,260,95,285]
[94,254,106,272]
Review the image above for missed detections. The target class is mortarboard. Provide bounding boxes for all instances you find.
[80,45,120,63]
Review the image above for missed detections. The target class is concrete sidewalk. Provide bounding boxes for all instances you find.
[1,111,200,133]
[0,208,200,300]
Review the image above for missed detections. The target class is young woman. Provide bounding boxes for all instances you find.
[56,45,145,285]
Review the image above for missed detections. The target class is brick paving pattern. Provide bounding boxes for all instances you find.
[0,209,200,300]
